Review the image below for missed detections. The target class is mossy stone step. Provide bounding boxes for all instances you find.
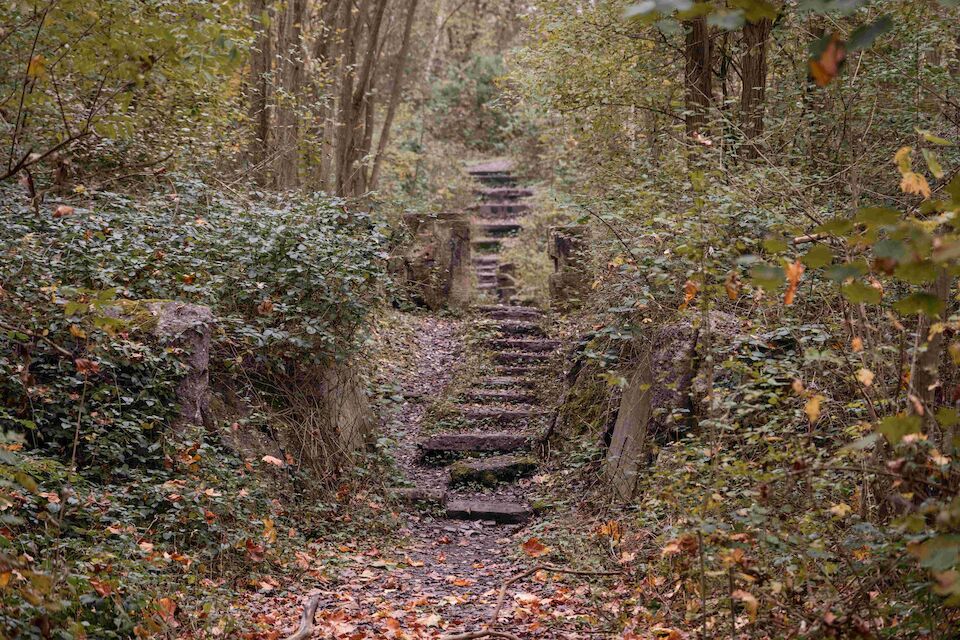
[479,305,542,320]
[477,376,536,389]
[462,406,549,424]
[445,499,532,524]
[462,388,538,404]
[484,320,545,336]
[419,432,531,457]
[496,365,547,376]
[391,487,446,504]
[494,351,552,365]
[475,187,533,200]
[487,338,560,352]
[448,454,537,487]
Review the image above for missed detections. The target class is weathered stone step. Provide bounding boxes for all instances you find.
[449,454,537,487]
[476,187,534,200]
[462,406,548,423]
[462,388,538,404]
[445,499,532,524]
[391,487,446,504]
[494,351,551,365]
[487,338,560,353]
[419,432,531,456]
[476,175,517,187]
[487,320,545,336]
[479,305,542,320]
[475,221,523,235]
[471,203,531,216]
[477,376,536,389]
[478,282,497,291]
[473,255,499,265]
[497,365,547,376]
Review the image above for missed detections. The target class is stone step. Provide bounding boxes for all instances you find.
[476,272,498,281]
[419,432,531,456]
[391,487,446,505]
[476,176,517,187]
[471,203,531,216]
[476,187,534,200]
[479,305,542,320]
[462,388,538,404]
[448,455,537,487]
[475,221,523,235]
[494,351,552,365]
[488,320,545,336]
[472,237,502,246]
[462,406,549,424]
[477,376,536,389]
[497,365,547,376]
[473,255,499,265]
[487,338,560,353]
[445,499,532,524]
[478,282,498,291]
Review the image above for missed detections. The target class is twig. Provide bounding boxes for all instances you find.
[441,632,521,640]
[0,320,74,358]
[440,564,621,640]
[283,594,320,640]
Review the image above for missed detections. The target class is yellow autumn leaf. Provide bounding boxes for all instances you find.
[262,517,277,543]
[829,502,852,518]
[805,395,824,424]
[732,589,758,622]
[27,54,46,79]
[893,146,912,174]
[900,171,931,198]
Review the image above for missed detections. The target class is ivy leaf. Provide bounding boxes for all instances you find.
[802,244,833,268]
[749,263,785,292]
[841,280,881,304]
[847,15,892,51]
[877,414,922,444]
[894,293,944,317]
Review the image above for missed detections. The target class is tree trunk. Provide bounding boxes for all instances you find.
[272,0,307,190]
[369,0,420,190]
[912,269,953,448]
[683,14,712,138]
[336,0,388,197]
[246,0,273,184]
[739,18,771,158]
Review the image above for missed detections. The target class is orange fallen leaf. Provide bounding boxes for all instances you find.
[521,537,549,558]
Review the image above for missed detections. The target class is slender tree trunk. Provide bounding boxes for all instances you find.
[246,0,273,184]
[272,0,307,190]
[912,269,953,447]
[336,0,388,197]
[683,14,712,137]
[739,18,771,158]
[369,0,420,190]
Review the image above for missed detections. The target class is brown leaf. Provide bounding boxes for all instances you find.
[521,537,549,558]
[784,260,804,305]
[810,35,846,86]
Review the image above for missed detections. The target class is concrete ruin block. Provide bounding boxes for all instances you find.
[548,225,589,309]
[606,322,699,500]
[398,212,471,310]
[318,360,375,454]
[147,301,215,427]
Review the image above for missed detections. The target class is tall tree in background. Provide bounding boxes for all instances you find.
[683,13,712,137]
[739,17,771,158]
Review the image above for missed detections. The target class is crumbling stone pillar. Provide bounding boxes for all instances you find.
[548,225,589,309]
[147,301,215,427]
[399,211,472,310]
[496,262,518,302]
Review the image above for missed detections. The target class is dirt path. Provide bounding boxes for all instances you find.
[267,164,618,640]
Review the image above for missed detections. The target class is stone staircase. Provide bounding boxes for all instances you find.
[398,162,558,526]
[407,304,558,524]
[467,161,535,302]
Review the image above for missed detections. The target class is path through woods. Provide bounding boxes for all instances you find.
[264,165,621,640]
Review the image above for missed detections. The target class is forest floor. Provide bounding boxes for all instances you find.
[231,312,627,640]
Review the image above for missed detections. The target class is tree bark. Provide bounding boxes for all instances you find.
[369,0,420,190]
[739,18,771,158]
[683,14,712,138]
[272,0,307,190]
[246,0,273,184]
